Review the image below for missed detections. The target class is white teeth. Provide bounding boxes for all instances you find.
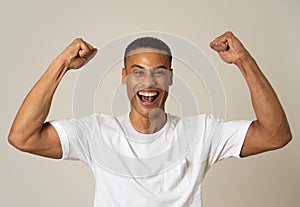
[138,91,158,97]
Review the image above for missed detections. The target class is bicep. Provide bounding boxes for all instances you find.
[26,123,63,159]
[240,120,277,157]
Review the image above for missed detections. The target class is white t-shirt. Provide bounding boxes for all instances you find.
[50,113,252,207]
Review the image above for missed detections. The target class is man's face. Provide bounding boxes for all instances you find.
[122,48,173,119]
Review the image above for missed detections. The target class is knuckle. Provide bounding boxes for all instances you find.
[74,37,84,44]
[75,37,83,41]
[225,31,233,36]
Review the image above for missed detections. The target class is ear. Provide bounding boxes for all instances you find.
[169,68,173,86]
[122,68,127,84]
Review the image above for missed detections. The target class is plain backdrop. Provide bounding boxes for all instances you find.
[1,0,299,206]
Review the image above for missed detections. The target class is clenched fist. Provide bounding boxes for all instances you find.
[57,38,98,70]
[210,31,251,65]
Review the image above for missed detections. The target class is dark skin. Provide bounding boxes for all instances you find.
[8,38,97,158]
[210,32,291,156]
[122,48,173,134]
[8,32,291,159]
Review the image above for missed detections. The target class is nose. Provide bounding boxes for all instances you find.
[141,72,156,87]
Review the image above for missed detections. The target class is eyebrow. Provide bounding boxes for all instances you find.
[130,64,168,70]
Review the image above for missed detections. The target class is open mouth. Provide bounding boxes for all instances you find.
[137,90,159,104]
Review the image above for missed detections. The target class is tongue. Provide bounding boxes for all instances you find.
[142,95,155,103]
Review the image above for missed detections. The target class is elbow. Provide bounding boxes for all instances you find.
[8,131,31,152]
[280,130,292,147]
[271,129,292,150]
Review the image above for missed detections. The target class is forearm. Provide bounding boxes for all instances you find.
[237,55,291,145]
[9,58,68,142]
[210,31,292,156]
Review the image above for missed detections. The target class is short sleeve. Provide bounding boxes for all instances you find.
[207,115,253,167]
[49,114,97,164]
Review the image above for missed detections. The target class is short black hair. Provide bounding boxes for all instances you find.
[124,37,172,67]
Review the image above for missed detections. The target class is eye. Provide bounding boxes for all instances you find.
[133,70,144,76]
[153,70,166,76]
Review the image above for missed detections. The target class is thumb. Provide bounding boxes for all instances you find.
[210,41,229,52]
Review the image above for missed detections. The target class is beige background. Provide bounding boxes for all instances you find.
[0,0,299,206]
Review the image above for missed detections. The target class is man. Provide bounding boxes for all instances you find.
[8,31,292,206]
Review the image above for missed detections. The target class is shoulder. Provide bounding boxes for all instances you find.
[166,114,225,135]
[172,114,223,125]
[61,113,124,130]
[76,113,124,122]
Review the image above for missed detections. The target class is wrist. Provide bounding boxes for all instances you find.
[50,56,69,73]
[43,57,69,84]
[235,53,255,69]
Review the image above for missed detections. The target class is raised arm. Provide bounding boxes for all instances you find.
[8,38,97,159]
[210,31,292,157]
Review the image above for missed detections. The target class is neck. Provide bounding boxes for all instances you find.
[129,109,167,134]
